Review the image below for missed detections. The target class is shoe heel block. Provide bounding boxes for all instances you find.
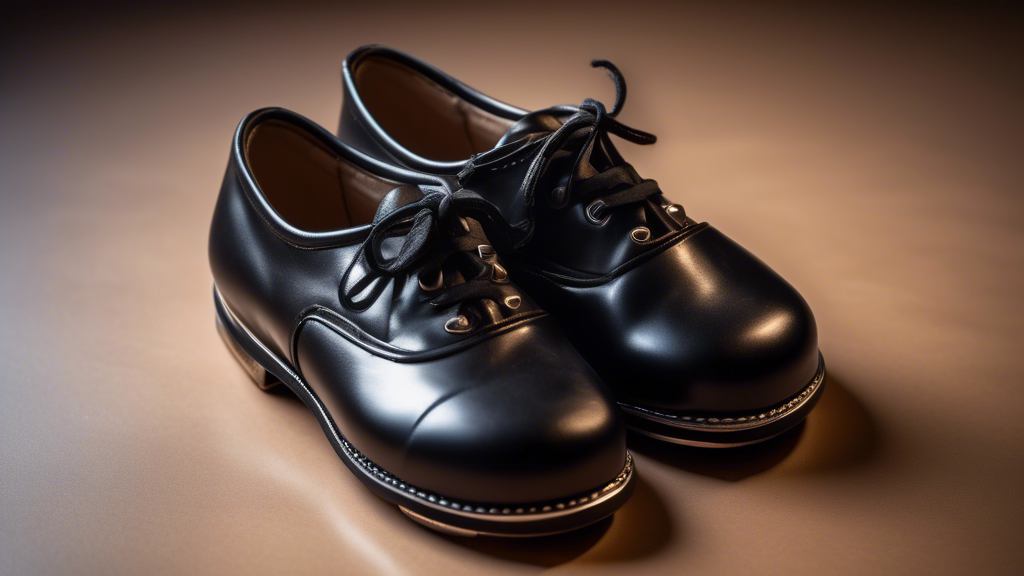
[214,286,281,390]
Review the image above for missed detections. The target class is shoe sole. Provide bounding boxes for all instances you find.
[213,285,635,537]
[619,353,827,448]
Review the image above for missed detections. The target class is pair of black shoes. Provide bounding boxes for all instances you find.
[210,46,825,537]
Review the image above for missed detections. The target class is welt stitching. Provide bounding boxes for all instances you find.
[622,357,826,428]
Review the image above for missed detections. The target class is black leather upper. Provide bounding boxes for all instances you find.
[338,46,821,416]
[209,108,626,503]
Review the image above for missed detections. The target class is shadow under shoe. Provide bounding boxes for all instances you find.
[627,374,879,481]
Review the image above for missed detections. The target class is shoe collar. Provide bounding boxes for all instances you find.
[232,107,450,249]
[342,45,528,175]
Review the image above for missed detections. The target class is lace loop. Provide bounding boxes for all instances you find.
[516,78,658,227]
[344,189,522,317]
[590,59,627,117]
[363,191,452,275]
[456,60,673,243]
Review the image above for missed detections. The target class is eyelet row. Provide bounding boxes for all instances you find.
[430,244,521,334]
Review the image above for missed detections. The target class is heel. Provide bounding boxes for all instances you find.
[214,292,282,391]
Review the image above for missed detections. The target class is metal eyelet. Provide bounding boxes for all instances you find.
[503,295,522,310]
[478,244,508,283]
[549,186,568,208]
[585,199,611,225]
[477,245,496,261]
[444,315,472,334]
[418,269,444,291]
[663,204,685,220]
[491,262,509,283]
[630,226,652,243]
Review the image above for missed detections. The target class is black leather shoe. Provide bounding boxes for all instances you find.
[337,46,826,447]
[209,107,634,536]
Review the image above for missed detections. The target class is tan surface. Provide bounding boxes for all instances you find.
[2,2,1022,574]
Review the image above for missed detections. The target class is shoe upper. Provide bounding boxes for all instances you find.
[338,46,821,415]
[209,108,626,503]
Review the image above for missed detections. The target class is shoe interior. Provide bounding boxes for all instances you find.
[245,119,399,231]
[351,55,514,161]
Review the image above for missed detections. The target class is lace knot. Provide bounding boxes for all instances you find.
[363,191,453,275]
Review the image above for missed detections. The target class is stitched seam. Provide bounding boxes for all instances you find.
[297,310,548,362]
[290,307,548,364]
[335,158,353,228]
[344,442,633,516]
[511,223,710,287]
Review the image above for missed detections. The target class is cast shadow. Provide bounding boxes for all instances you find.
[417,475,674,567]
[780,373,882,474]
[627,374,880,480]
[262,383,304,400]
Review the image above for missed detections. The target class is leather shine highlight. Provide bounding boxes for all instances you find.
[210,107,627,504]
[509,226,820,414]
[338,46,824,425]
[297,319,623,503]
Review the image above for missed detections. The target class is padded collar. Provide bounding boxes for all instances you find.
[234,107,449,249]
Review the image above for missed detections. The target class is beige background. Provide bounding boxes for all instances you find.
[2,2,1022,574]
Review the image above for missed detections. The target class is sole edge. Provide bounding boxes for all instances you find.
[620,353,827,448]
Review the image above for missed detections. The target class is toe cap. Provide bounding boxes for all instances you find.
[297,317,627,505]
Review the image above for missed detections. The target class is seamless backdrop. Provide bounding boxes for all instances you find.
[1,2,1022,575]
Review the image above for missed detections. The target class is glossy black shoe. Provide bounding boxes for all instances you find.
[209,107,634,536]
[337,46,826,447]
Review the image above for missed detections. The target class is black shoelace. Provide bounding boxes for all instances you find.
[459,60,668,237]
[342,190,520,316]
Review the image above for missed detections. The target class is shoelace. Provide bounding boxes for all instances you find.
[459,60,668,235]
[343,190,522,327]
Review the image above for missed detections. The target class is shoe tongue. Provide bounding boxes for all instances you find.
[494,109,565,147]
[372,185,425,224]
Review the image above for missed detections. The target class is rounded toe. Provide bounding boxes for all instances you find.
[401,359,627,504]
[690,284,820,413]
[593,226,821,415]
[298,318,628,507]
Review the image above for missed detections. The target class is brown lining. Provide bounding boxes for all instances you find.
[246,119,399,231]
[353,56,514,161]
